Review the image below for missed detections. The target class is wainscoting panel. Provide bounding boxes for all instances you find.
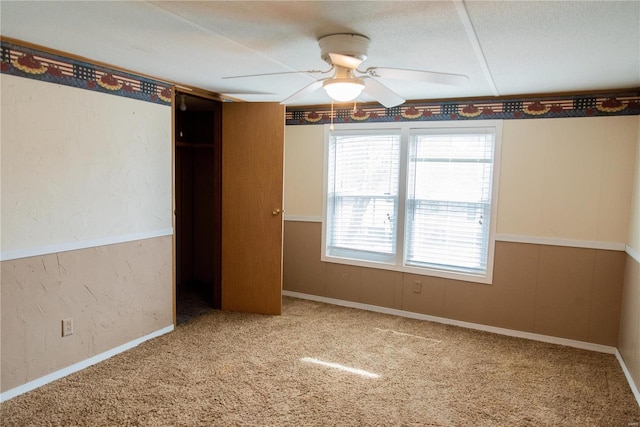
[1,236,173,393]
[484,241,539,333]
[283,220,326,296]
[619,254,640,395]
[283,221,626,347]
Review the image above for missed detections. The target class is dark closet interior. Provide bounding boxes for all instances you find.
[175,92,222,323]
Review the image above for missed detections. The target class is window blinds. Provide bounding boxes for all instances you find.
[405,132,494,273]
[325,126,497,278]
[326,133,401,262]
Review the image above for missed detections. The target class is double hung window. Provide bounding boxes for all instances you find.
[323,122,501,284]
[325,131,401,264]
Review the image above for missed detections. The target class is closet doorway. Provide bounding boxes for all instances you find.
[174,91,222,324]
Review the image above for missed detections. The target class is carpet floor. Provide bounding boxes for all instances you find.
[2,296,639,426]
[176,284,215,326]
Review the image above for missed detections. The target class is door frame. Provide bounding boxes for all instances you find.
[171,86,225,325]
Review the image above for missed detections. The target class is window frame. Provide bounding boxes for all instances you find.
[321,120,503,285]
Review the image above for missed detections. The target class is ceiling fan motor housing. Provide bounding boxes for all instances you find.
[319,33,370,66]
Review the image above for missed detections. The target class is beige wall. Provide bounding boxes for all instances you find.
[0,74,173,394]
[627,119,640,253]
[1,75,172,253]
[283,125,324,219]
[618,116,640,393]
[498,117,636,244]
[284,116,637,245]
[1,237,172,392]
[283,116,638,350]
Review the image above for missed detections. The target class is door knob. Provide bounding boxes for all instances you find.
[272,208,281,216]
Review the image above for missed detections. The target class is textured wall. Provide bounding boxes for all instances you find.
[0,74,172,253]
[0,73,173,395]
[1,237,173,392]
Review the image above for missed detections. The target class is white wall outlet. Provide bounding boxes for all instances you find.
[413,280,422,294]
[62,318,73,337]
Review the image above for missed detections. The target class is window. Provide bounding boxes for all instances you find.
[326,131,401,264]
[322,122,501,284]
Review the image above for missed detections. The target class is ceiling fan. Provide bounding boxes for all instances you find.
[223,33,469,108]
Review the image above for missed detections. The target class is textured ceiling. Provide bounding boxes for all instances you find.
[1,1,639,106]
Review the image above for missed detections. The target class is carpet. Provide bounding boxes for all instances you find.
[2,296,639,426]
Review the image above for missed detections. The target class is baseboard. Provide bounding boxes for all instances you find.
[616,349,640,408]
[0,324,174,402]
[282,291,616,354]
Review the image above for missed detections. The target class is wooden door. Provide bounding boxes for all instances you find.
[221,102,284,315]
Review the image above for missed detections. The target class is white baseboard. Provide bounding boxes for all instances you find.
[283,290,640,407]
[616,349,640,408]
[0,324,174,402]
[282,291,616,353]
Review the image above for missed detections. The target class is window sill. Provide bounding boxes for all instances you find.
[321,254,493,285]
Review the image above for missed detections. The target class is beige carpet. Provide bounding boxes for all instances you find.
[2,296,639,426]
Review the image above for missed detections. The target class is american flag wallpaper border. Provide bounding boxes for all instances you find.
[0,40,172,106]
[286,91,640,125]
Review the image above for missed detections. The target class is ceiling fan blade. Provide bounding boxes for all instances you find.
[362,78,405,108]
[364,67,469,86]
[222,69,330,80]
[280,79,325,105]
[328,53,364,70]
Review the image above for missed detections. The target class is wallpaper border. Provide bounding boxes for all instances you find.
[286,90,640,125]
[0,40,171,106]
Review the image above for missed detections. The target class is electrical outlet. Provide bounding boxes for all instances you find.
[62,318,73,337]
[413,280,422,294]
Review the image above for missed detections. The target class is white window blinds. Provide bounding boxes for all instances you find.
[405,131,495,274]
[324,123,500,283]
[326,132,401,263]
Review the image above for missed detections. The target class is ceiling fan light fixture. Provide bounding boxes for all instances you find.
[323,78,365,102]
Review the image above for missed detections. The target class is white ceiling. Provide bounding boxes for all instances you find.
[1,1,639,106]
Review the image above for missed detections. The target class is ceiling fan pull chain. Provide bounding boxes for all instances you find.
[329,100,335,131]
